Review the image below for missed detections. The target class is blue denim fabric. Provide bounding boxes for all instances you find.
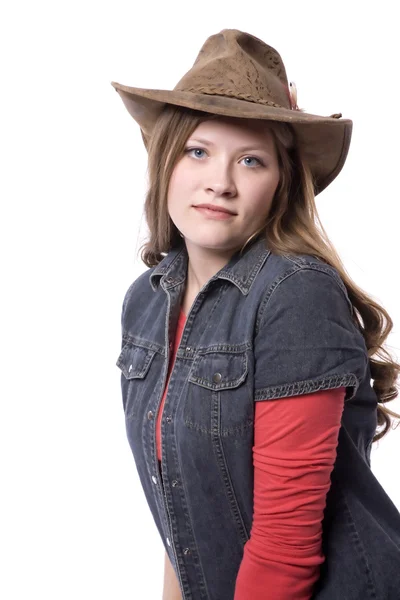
[117,236,400,599]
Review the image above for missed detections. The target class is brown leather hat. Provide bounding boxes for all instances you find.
[111,28,352,195]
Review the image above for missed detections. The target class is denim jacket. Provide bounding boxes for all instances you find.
[117,236,400,599]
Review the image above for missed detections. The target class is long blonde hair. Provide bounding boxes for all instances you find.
[139,104,400,442]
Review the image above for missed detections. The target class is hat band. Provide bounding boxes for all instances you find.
[175,85,287,109]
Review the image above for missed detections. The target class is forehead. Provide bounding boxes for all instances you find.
[189,116,274,146]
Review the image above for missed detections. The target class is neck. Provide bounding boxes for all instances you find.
[184,240,239,294]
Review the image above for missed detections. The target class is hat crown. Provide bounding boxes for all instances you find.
[174,29,291,110]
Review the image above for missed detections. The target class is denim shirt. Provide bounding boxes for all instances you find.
[117,236,400,599]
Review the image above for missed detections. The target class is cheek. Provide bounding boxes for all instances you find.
[169,162,194,194]
[167,164,194,220]
[167,168,178,198]
[244,175,280,217]
[168,163,200,214]
[167,169,181,213]
[253,176,279,202]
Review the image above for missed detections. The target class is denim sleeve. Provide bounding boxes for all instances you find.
[121,279,136,331]
[254,266,368,402]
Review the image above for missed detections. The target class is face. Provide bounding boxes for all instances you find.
[167,117,280,256]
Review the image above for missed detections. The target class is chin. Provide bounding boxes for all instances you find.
[184,233,240,251]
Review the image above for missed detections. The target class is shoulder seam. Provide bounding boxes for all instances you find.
[255,264,353,334]
[256,264,302,333]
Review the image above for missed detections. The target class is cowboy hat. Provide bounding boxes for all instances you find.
[111,28,352,195]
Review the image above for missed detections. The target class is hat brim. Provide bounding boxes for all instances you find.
[111,81,352,195]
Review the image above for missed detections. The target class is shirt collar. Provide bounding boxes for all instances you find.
[149,236,271,295]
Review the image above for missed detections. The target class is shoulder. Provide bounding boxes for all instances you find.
[256,252,353,329]
[121,266,156,318]
[264,251,346,289]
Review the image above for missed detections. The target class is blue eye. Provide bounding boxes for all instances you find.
[184,147,263,167]
[242,156,262,167]
[185,147,206,159]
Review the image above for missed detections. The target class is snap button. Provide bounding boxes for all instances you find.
[213,372,222,383]
[166,416,172,423]
[183,548,190,555]
[186,347,191,352]
[151,475,157,484]
[165,277,174,284]
[166,537,171,547]
[172,480,178,487]
[147,411,154,420]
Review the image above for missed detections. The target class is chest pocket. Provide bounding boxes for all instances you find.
[185,349,253,435]
[116,341,158,420]
[189,351,248,390]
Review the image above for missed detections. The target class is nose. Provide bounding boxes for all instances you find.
[205,164,237,197]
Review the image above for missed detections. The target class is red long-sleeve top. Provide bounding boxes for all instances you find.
[156,308,345,599]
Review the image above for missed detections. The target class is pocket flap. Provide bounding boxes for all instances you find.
[116,342,156,380]
[188,351,248,390]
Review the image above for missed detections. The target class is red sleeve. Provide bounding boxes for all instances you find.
[234,387,346,600]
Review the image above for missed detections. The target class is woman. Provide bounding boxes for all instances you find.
[112,29,400,599]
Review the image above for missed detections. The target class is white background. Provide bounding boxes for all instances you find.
[1,1,400,598]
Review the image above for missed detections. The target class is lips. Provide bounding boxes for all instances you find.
[193,204,236,215]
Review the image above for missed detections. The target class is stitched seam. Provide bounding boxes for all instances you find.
[254,374,360,402]
[211,392,251,543]
[338,483,378,598]
[255,264,302,334]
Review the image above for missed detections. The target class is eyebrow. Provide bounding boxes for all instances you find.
[187,137,274,155]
